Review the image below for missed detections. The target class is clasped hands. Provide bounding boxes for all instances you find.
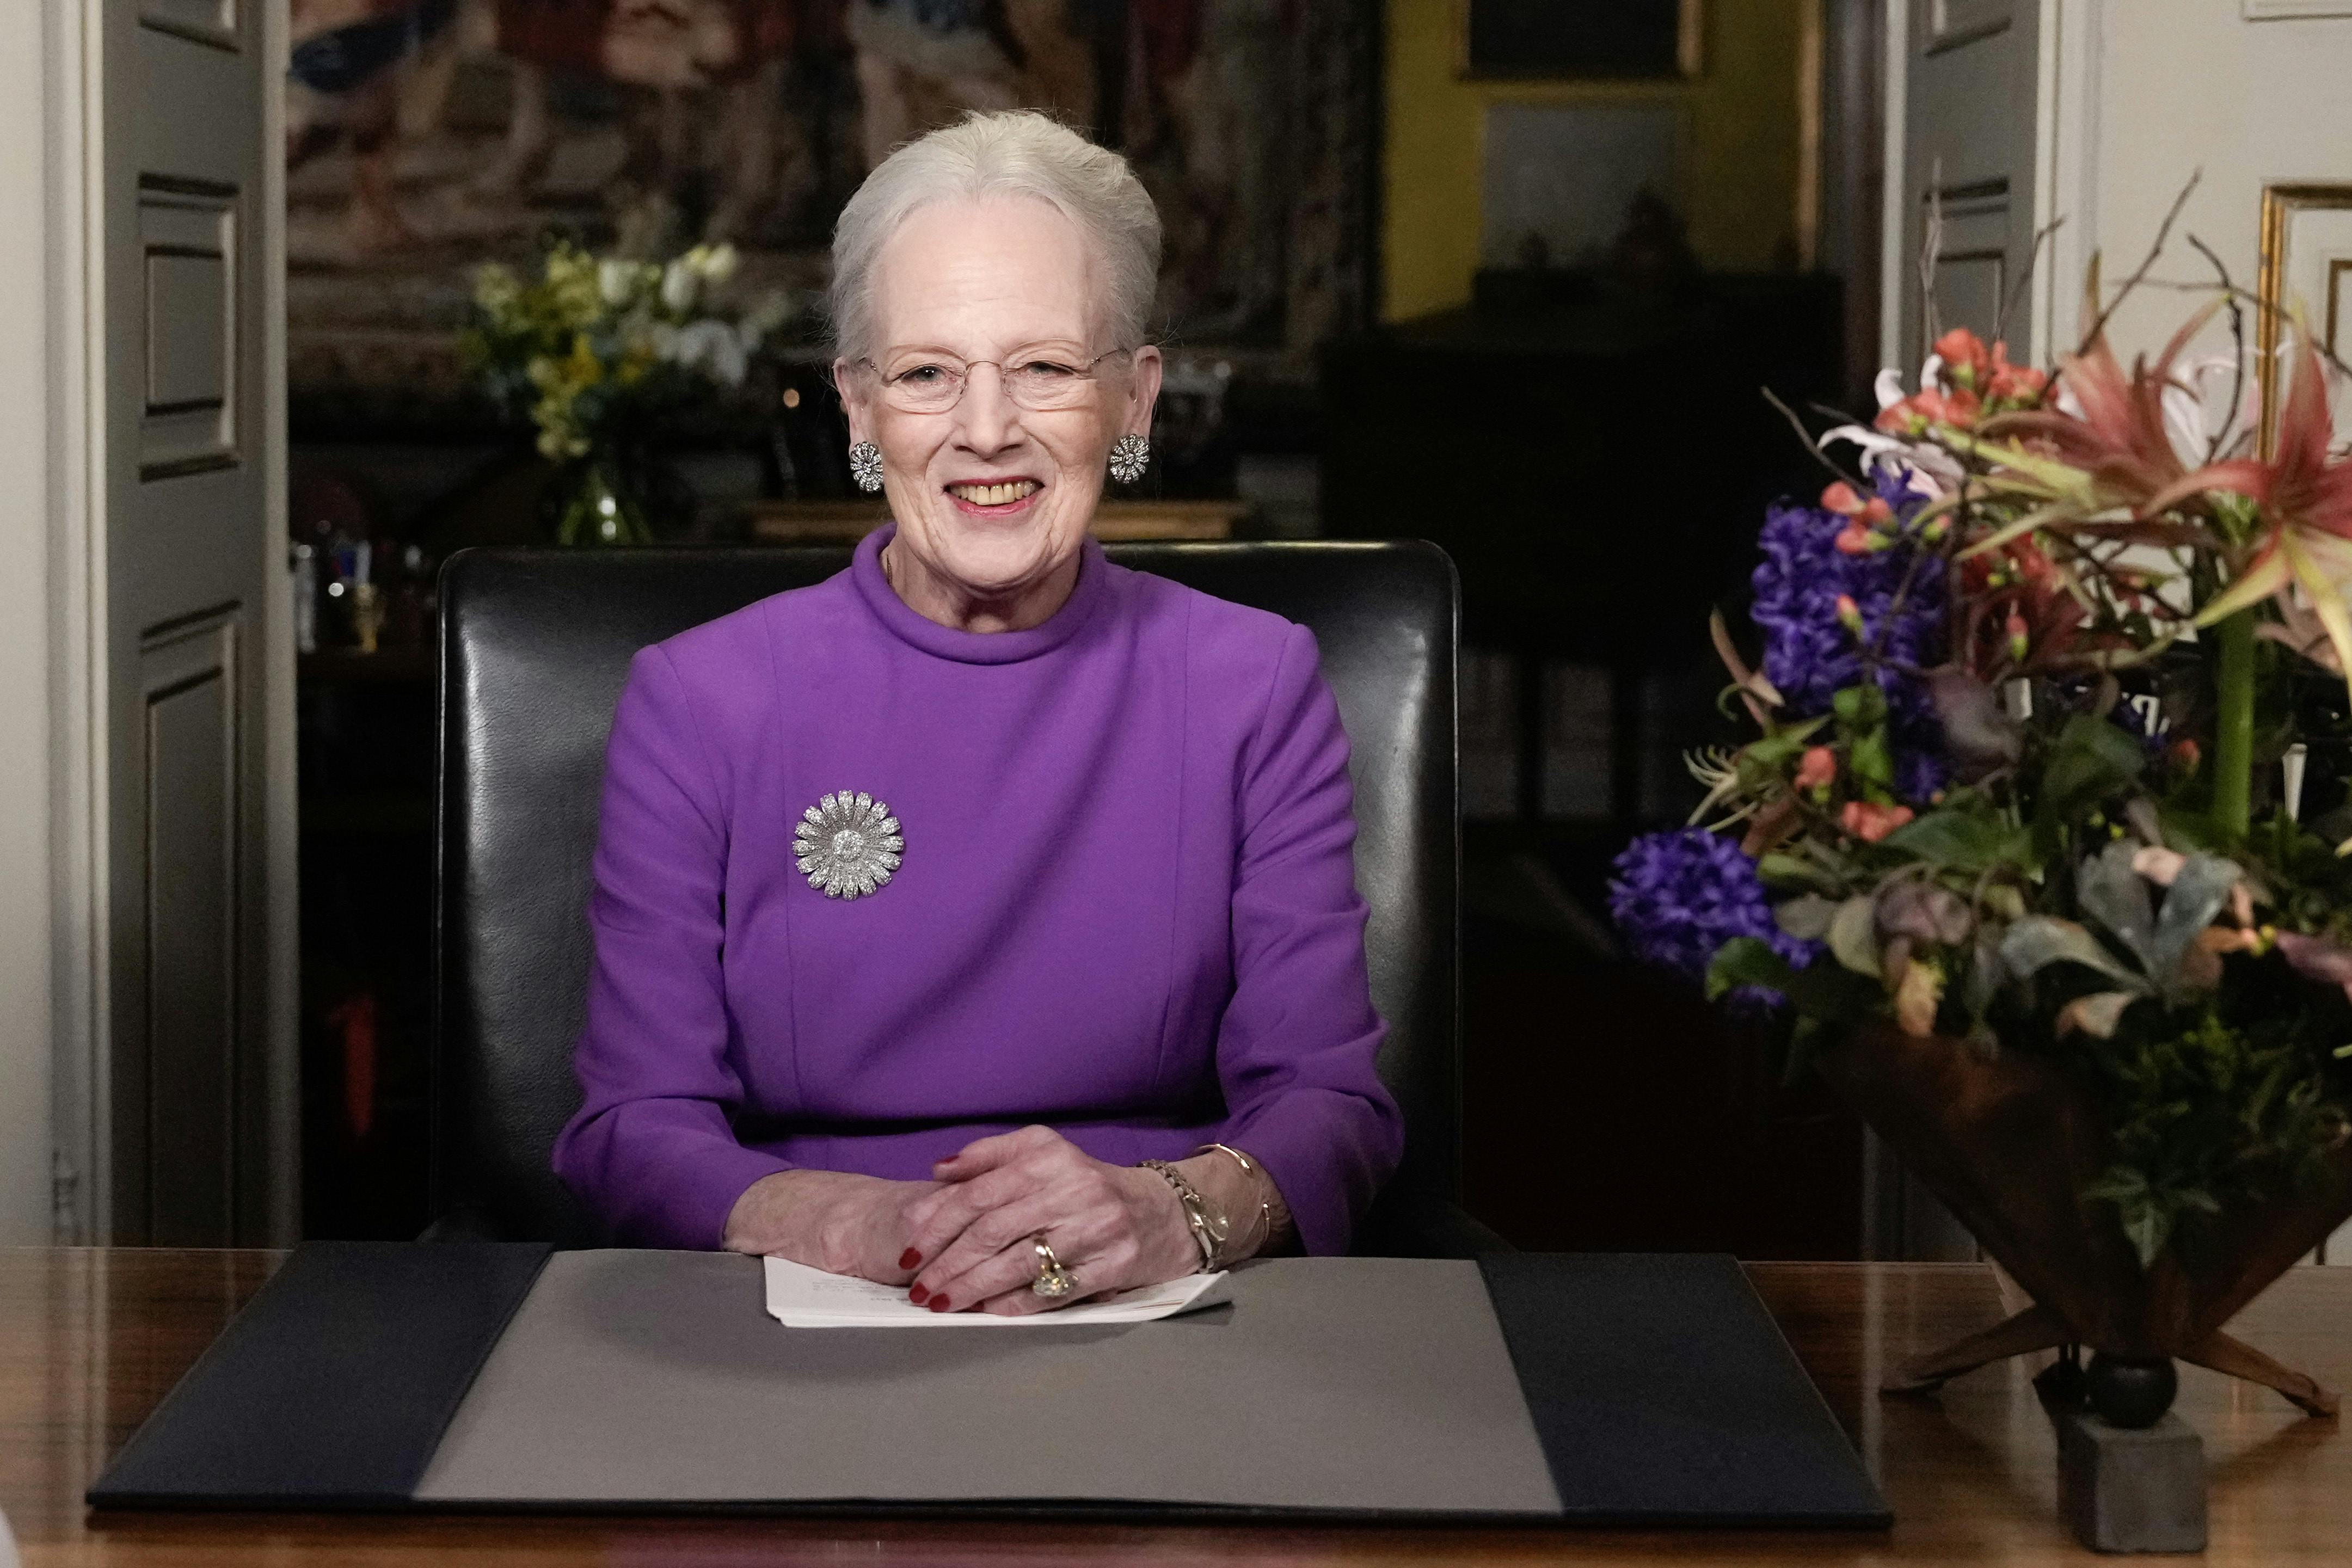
[722,1124,1274,1315]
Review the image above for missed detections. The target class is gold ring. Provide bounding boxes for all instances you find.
[1031,1235,1076,1299]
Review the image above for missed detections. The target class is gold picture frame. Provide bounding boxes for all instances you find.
[2255,182,2352,456]
[1456,0,1704,83]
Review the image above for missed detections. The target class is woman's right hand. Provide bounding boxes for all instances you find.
[721,1169,940,1284]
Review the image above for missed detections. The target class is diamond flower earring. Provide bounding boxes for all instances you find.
[849,440,884,493]
[1108,433,1150,485]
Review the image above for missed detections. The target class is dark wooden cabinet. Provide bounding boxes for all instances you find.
[1326,275,1867,1259]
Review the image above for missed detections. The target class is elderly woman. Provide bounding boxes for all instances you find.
[552,110,1402,1314]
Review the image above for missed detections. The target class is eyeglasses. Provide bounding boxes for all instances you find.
[856,347,1133,415]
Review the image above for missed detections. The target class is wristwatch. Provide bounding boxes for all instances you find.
[1139,1158,1230,1271]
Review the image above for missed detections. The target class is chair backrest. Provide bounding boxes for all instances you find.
[434,542,1459,1245]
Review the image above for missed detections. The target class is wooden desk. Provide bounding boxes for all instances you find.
[4,1250,2346,1564]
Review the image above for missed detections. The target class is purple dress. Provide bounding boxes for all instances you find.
[552,524,1404,1253]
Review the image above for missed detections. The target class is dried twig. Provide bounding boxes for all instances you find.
[1865,457,1983,672]
[2133,275,2352,384]
[2185,232,2247,465]
[1919,169,1945,351]
[1997,216,2066,350]
[1866,543,1932,672]
[1761,385,1871,488]
[2075,171,2201,357]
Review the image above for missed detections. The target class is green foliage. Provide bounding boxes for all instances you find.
[2246,811,2352,940]
[2081,1009,2347,1266]
[1705,937,1792,1002]
[1708,936,1882,1023]
[1756,851,1839,892]
[1679,674,2352,1275]
[1741,723,1826,773]
[2030,715,2146,863]
[1825,895,1882,977]
[1832,684,1896,798]
[1880,795,2033,874]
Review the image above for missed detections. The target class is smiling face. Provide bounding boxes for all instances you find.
[835,195,1162,631]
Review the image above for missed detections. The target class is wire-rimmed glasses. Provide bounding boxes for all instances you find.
[854,346,1133,415]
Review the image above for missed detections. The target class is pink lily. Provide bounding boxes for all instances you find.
[2193,316,2352,687]
[1979,296,2267,524]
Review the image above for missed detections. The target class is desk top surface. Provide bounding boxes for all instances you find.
[5,1249,2348,1565]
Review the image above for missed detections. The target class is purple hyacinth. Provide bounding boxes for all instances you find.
[1751,464,1950,802]
[1608,828,1819,1006]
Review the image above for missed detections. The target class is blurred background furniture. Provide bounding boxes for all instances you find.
[1321,270,1858,1258]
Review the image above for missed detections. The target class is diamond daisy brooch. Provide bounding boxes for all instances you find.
[793,791,903,899]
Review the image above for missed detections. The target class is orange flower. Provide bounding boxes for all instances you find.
[1986,342,2048,405]
[1876,385,1982,436]
[1794,746,1837,791]
[1840,801,1914,843]
[1821,482,1896,525]
[1935,327,1993,391]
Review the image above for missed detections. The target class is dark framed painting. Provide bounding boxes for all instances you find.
[284,0,1382,428]
[1458,0,1702,82]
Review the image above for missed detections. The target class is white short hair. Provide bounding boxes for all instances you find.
[828,110,1162,362]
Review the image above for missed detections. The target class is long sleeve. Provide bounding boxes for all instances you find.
[551,645,794,1248]
[1212,624,1405,1255]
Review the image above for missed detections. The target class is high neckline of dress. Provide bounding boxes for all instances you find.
[850,521,1108,665]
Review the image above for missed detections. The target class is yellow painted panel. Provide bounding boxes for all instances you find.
[1383,0,1809,323]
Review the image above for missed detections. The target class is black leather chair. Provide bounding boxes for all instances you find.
[432,542,1499,1256]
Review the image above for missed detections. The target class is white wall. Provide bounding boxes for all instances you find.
[0,0,52,1244]
[2067,0,2352,361]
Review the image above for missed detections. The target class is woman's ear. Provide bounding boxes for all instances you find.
[832,357,870,444]
[1124,345,1165,439]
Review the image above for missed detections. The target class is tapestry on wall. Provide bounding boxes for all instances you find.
[285,0,1377,423]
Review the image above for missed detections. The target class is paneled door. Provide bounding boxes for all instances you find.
[88,0,290,1244]
[1869,0,2047,1262]
[1891,0,2044,367]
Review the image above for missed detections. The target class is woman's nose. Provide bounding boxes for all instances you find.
[951,362,1021,454]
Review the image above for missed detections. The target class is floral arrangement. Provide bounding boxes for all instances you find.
[1612,267,2352,1268]
[462,242,790,542]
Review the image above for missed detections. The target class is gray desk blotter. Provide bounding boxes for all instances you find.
[415,1250,1563,1515]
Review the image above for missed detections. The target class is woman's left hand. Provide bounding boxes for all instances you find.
[900,1125,1198,1314]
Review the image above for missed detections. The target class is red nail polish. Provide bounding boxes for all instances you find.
[928,1294,951,1313]
[909,1283,929,1305]
[899,1247,921,1270]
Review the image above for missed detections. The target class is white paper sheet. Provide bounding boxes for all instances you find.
[763,1256,1231,1327]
